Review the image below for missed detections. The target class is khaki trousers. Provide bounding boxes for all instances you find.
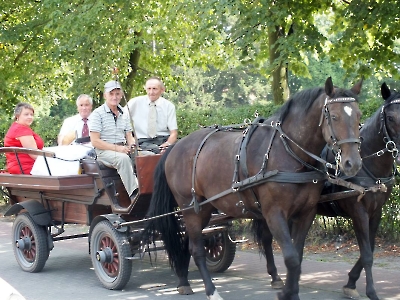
[95,149,138,196]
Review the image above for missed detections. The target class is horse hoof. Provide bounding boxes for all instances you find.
[271,280,284,289]
[343,286,360,299]
[207,289,224,300]
[274,291,300,300]
[177,286,194,295]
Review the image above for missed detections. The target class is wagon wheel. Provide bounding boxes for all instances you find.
[90,220,132,290]
[12,212,49,273]
[205,230,236,273]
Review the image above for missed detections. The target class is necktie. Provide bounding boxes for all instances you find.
[82,118,89,138]
[148,102,157,138]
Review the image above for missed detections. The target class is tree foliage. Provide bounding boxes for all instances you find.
[329,1,400,79]
[1,0,400,109]
[0,0,232,110]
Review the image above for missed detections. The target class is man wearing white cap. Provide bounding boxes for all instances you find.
[89,80,138,200]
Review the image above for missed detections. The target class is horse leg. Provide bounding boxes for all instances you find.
[264,229,285,289]
[266,212,301,300]
[344,212,381,300]
[176,237,194,295]
[189,232,223,299]
[364,215,381,300]
[251,219,284,289]
[290,209,317,265]
[182,209,223,300]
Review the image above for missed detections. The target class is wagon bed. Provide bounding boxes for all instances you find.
[0,147,163,222]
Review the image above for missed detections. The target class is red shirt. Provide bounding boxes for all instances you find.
[4,122,44,174]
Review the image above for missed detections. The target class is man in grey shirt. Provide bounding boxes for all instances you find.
[89,80,138,200]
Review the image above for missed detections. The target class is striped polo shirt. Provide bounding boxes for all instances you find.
[89,103,132,144]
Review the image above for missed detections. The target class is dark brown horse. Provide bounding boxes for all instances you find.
[252,82,400,300]
[144,77,363,300]
[319,82,400,300]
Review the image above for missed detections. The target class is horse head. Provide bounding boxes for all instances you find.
[380,82,400,153]
[320,77,363,176]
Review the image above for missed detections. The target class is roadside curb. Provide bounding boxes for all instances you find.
[0,277,26,300]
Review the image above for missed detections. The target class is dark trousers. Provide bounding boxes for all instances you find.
[138,136,169,154]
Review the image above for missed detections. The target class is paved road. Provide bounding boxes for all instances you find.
[0,219,399,300]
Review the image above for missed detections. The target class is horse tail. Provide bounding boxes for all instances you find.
[143,145,186,271]
[250,218,293,255]
[250,219,267,255]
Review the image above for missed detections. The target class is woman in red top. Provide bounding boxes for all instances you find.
[4,102,44,174]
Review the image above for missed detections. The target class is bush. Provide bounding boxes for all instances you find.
[177,102,279,137]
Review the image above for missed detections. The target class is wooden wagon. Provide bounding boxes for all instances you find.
[0,147,237,290]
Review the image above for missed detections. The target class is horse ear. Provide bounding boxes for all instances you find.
[350,77,363,95]
[381,82,391,100]
[325,77,334,97]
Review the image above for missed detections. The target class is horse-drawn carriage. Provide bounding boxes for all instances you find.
[1,77,399,300]
[0,147,237,290]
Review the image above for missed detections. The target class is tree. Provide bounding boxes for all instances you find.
[0,0,232,112]
[329,1,400,79]
[173,0,400,103]
[167,65,271,109]
[1,0,399,109]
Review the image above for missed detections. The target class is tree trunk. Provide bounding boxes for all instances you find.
[268,26,289,105]
[123,32,142,102]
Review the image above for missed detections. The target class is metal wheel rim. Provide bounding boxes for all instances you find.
[14,223,36,266]
[94,233,120,280]
[205,233,224,263]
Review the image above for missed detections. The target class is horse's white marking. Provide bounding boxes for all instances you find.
[344,105,353,117]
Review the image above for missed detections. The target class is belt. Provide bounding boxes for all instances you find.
[113,142,125,146]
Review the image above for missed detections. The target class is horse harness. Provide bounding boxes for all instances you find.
[189,97,365,214]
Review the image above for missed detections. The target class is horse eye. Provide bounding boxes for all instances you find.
[331,115,338,121]
[387,116,394,122]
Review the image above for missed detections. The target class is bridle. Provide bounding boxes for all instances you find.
[319,96,361,171]
[378,98,400,158]
[362,98,400,160]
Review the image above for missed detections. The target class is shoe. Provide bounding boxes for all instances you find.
[130,189,138,201]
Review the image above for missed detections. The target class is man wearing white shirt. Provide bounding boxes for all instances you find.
[125,77,178,154]
[58,94,93,145]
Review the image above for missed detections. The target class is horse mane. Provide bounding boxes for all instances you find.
[275,85,360,123]
[274,87,324,122]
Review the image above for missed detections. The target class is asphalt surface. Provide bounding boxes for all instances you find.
[0,219,399,300]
